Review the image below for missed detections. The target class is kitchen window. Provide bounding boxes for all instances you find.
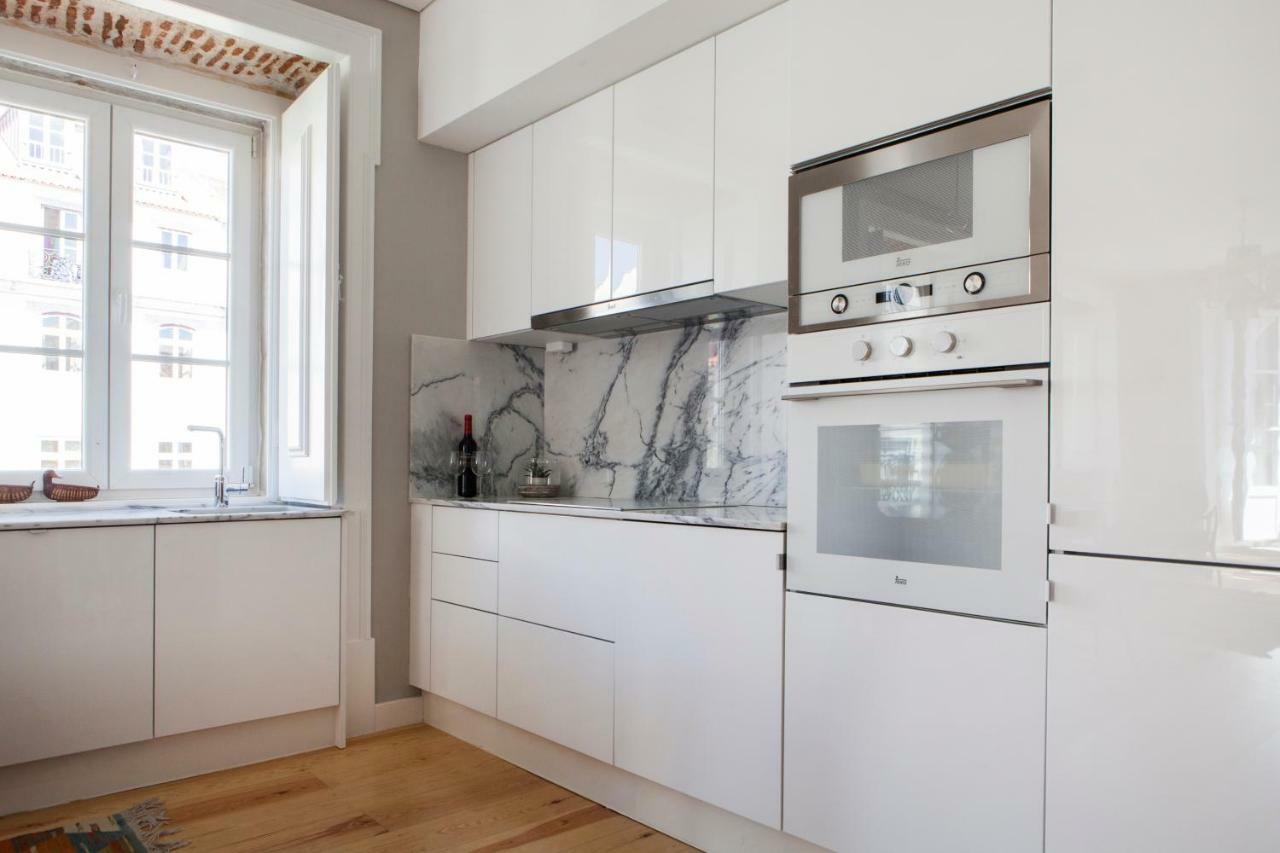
[0,77,260,490]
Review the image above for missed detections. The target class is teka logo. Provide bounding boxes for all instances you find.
[894,575,908,585]
[895,256,912,267]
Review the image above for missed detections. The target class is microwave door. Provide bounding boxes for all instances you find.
[785,369,1048,624]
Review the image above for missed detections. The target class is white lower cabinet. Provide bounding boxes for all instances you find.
[614,523,784,829]
[783,592,1045,853]
[430,599,497,716]
[1046,554,1280,853]
[154,518,341,737]
[0,527,155,767]
[496,616,613,763]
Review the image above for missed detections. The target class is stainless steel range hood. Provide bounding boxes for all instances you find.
[530,280,785,338]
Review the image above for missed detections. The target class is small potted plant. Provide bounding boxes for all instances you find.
[516,457,559,498]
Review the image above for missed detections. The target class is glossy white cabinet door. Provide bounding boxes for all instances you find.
[1046,554,1280,853]
[409,503,431,691]
[432,505,499,561]
[612,40,714,296]
[496,616,613,764]
[469,126,533,340]
[784,592,1045,853]
[1051,0,1280,567]
[497,513,616,640]
[789,0,1049,165]
[614,524,784,829]
[154,519,340,737]
[532,88,612,315]
[714,3,789,303]
[0,527,154,767]
[432,553,498,613]
[430,599,497,716]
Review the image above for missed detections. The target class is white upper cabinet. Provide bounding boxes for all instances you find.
[469,126,533,340]
[713,3,790,304]
[612,40,715,297]
[531,89,613,315]
[789,0,1050,165]
[1046,554,1280,853]
[1050,0,1280,567]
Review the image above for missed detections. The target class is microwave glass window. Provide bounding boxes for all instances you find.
[841,151,974,262]
[816,420,1003,570]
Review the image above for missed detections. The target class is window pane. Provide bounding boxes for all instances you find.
[132,133,229,254]
[130,247,227,361]
[0,231,84,353]
[0,104,86,231]
[0,352,83,472]
[130,360,224,471]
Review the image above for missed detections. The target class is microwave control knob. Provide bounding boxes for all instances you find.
[890,335,913,357]
[830,293,849,315]
[852,340,872,361]
[932,331,957,353]
[963,272,986,295]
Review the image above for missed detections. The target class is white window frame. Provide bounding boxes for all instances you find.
[0,79,109,487]
[108,106,259,491]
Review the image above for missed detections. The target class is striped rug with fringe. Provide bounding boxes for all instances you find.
[0,798,187,853]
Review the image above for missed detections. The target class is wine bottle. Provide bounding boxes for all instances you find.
[456,414,478,498]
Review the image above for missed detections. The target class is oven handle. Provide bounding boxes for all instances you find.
[782,376,1043,401]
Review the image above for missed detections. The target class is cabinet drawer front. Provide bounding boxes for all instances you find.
[0,527,155,767]
[433,506,498,561]
[432,553,498,613]
[497,617,613,763]
[430,600,497,716]
[498,513,616,640]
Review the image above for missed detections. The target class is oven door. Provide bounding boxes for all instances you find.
[785,368,1048,624]
[791,100,1049,299]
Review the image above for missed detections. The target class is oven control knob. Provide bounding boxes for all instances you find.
[932,331,957,353]
[890,336,913,357]
[852,340,872,361]
[963,272,986,295]
[830,293,849,315]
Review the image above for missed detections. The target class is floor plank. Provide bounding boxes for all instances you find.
[0,725,697,852]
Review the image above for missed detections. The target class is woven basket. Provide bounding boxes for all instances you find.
[0,482,34,504]
[42,470,101,502]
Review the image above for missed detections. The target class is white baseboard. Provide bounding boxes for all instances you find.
[0,708,338,816]
[344,637,376,738]
[373,695,424,732]
[423,694,824,853]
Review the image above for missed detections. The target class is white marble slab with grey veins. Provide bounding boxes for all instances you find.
[408,336,545,500]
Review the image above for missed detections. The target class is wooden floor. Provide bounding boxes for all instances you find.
[0,726,696,852]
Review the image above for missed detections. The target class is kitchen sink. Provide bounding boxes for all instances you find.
[169,504,297,515]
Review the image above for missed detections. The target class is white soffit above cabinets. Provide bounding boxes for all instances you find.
[387,0,433,10]
[418,0,785,152]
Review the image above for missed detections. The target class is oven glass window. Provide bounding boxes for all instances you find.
[841,150,974,262]
[816,421,1002,570]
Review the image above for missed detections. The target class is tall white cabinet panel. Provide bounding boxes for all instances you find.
[789,0,1050,165]
[611,40,714,297]
[154,519,340,737]
[409,503,431,691]
[783,592,1045,853]
[0,527,154,767]
[430,600,497,716]
[496,617,614,764]
[469,126,533,340]
[531,89,613,315]
[1051,0,1280,567]
[614,524,784,829]
[497,513,616,640]
[714,3,789,303]
[1046,554,1280,853]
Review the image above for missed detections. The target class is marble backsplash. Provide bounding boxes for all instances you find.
[408,337,545,499]
[409,313,786,505]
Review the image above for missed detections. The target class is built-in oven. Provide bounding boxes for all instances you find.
[785,303,1049,625]
[788,97,1049,335]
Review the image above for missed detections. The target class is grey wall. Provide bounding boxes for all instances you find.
[295,0,468,702]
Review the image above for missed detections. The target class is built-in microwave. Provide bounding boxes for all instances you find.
[788,98,1049,334]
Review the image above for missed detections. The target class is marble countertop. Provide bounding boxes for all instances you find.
[0,503,345,532]
[414,496,786,532]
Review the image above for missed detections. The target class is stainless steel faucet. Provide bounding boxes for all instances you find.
[187,425,253,507]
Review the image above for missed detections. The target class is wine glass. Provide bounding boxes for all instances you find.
[473,449,495,498]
